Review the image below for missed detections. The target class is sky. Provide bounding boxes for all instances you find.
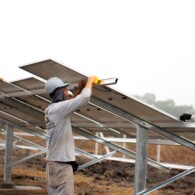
[0,0,195,107]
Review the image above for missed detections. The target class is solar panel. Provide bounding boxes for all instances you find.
[0,61,194,158]
[19,59,195,142]
[19,60,175,123]
[20,59,86,82]
[0,80,23,94]
[12,77,45,91]
[1,59,194,194]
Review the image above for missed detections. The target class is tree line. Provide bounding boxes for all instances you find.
[134,93,194,118]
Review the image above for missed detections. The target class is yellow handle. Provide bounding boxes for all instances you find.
[93,77,99,85]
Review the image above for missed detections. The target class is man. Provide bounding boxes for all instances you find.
[45,76,95,195]
[180,113,195,122]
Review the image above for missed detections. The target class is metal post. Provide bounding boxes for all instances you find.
[95,133,99,155]
[157,145,161,162]
[99,132,110,154]
[134,126,148,195]
[123,134,127,158]
[4,124,14,182]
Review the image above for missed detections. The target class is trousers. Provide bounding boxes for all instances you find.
[46,161,74,195]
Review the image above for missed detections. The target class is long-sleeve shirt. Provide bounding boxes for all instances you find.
[45,88,91,162]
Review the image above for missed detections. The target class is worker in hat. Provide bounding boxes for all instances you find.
[179,113,195,122]
[45,76,96,195]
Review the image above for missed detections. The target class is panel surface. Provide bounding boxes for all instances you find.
[20,59,86,83]
[0,59,194,145]
[18,60,195,139]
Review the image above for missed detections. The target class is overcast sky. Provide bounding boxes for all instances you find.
[0,0,195,107]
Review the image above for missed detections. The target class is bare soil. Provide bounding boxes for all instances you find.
[0,143,195,195]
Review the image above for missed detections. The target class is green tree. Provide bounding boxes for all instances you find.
[155,99,175,115]
[134,93,194,117]
[134,93,156,105]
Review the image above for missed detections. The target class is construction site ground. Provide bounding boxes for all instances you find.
[0,143,195,195]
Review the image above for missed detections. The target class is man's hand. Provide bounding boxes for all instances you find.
[71,80,86,98]
[85,76,96,91]
[78,80,86,91]
[180,113,192,122]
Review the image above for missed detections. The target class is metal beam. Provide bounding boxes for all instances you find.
[0,89,46,99]
[138,167,195,195]
[90,96,195,150]
[74,136,180,145]
[7,147,97,168]
[13,135,46,150]
[78,150,116,170]
[75,147,97,159]
[0,129,45,150]
[7,149,47,168]
[1,96,44,120]
[0,118,48,140]
[0,85,77,99]
[73,127,170,172]
[72,121,195,129]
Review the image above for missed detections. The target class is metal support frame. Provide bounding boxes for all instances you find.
[75,147,98,159]
[74,136,180,145]
[1,77,194,195]
[157,145,161,162]
[0,85,78,99]
[7,149,47,168]
[0,90,194,194]
[134,126,148,195]
[0,118,47,140]
[122,134,127,158]
[0,118,120,177]
[4,124,14,182]
[0,89,46,99]
[95,132,99,155]
[89,96,195,194]
[0,129,45,151]
[73,126,169,172]
[13,134,45,150]
[138,167,195,195]
[78,150,116,170]
[1,96,44,119]
[99,132,110,154]
[90,96,195,150]
[0,118,48,183]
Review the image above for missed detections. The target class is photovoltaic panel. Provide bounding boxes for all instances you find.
[12,77,45,91]
[92,85,177,123]
[0,111,47,139]
[19,59,195,140]
[0,78,136,136]
[0,81,45,128]
[20,59,176,123]
[20,59,86,83]
[0,80,24,94]
[0,101,44,127]
[11,78,50,108]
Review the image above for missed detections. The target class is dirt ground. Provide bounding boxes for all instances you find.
[0,143,195,195]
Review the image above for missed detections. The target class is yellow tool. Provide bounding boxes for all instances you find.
[93,77,118,85]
